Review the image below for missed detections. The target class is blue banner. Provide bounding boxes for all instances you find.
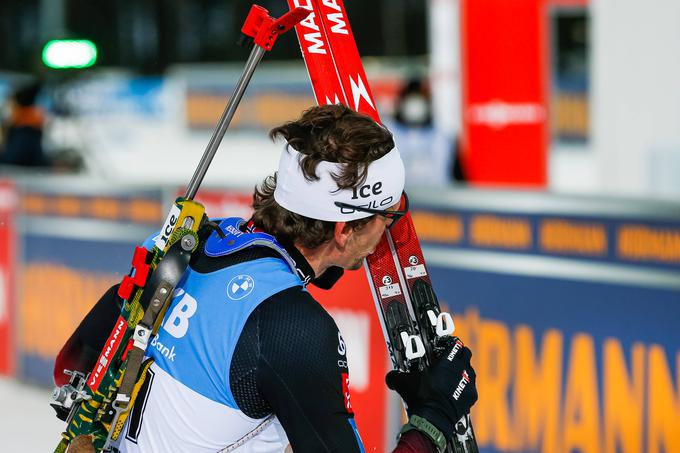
[430,265,680,453]
[409,193,680,453]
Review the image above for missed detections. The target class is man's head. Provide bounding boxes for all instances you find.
[251,104,406,272]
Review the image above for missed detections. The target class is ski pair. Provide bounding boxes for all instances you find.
[286,1,478,451]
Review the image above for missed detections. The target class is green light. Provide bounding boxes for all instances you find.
[42,39,98,69]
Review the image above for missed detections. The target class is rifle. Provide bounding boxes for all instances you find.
[50,6,310,452]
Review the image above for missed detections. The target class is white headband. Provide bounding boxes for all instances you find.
[273,144,405,222]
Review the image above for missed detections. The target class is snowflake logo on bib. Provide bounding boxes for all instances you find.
[227,275,255,300]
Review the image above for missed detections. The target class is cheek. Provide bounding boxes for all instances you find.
[368,225,386,248]
[353,220,387,252]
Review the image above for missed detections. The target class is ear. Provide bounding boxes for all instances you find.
[334,221,354,248]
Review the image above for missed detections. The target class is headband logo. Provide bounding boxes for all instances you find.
[351,181,383,199]
[338,195,394,214]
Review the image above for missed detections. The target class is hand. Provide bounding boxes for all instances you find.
[386,336,478,440]
[65,435,96,453]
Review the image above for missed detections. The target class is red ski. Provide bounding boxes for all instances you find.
[288,1,478,452]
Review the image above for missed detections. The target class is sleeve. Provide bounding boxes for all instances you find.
[53,284,122,386]
[231,286,439,453]
[248,287,365,453]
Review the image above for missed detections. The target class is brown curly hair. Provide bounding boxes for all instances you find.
[251,104,394,249]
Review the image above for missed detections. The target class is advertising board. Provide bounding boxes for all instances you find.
[409,191,680,453]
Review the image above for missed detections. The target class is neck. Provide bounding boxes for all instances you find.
[295,241,336,278]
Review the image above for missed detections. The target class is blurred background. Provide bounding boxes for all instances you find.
[0,0,679,452]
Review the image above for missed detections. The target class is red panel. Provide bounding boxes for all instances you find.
[0,180,17,376]
[461,0,549,187]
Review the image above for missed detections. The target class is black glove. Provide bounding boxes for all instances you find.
[386,336,478,440]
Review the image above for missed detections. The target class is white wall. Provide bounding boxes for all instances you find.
[428,0,461,136]
[55,69,287,188]
[591,0,680,199]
